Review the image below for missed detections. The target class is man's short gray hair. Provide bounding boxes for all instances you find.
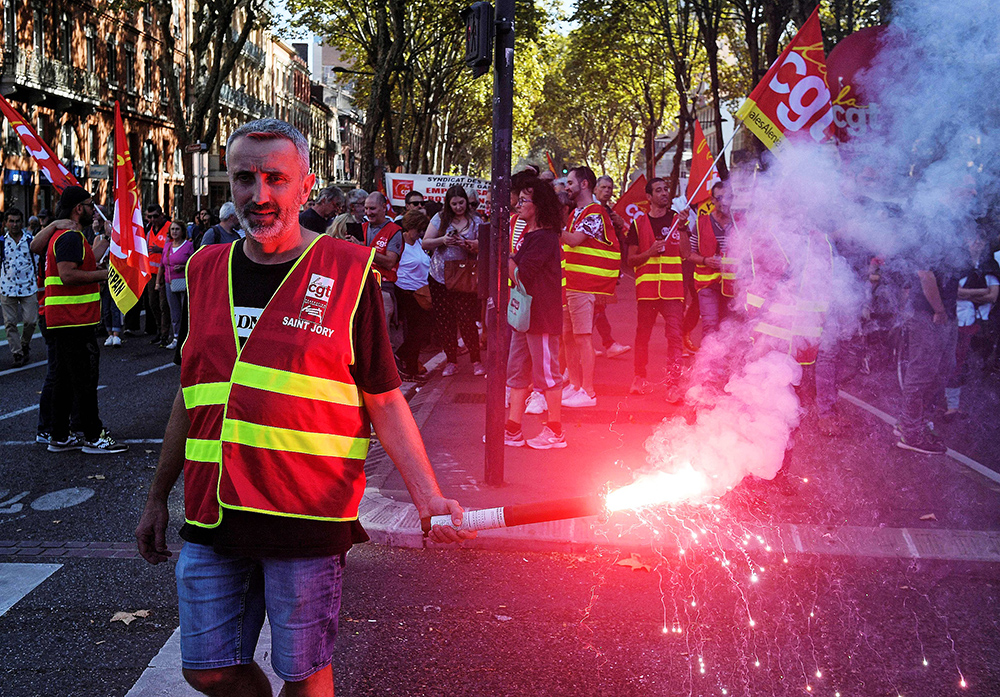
[596,175,614,186]
[226,119,310,175]
[319,186,345,205]
[219,201,237,220]
[346,189,369,206]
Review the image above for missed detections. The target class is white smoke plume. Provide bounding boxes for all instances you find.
[610,0,1000,509]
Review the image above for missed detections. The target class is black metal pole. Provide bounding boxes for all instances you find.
[484,0,514,487]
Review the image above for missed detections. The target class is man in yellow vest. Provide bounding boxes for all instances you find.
[685,181,736,335]
[561,166,620,408]
[135,119,473,697]
[626,177,687,402]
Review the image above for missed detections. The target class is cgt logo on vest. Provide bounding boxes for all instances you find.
[282,273,336,338]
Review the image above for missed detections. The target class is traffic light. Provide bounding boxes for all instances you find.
[461,2,494,78]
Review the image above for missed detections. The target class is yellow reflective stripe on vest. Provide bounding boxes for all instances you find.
[44,292,101,305]
[636,272,684,283]
[721,257,736,264]
[183,382,231,408]
[562,245,620,260]
[721,273,737,280]
[746,293,765,308]
[45,276,64,287]
[693,272,721,282]
[222,419,370,458]
[648,255,682,265]
[563,263,618,278]
[754,321,822,340]
[185,437,221,463]
[230,362,362,407]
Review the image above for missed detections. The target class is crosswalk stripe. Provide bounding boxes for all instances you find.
[0,563,62,616]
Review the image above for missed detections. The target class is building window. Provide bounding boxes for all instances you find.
[124,43,136,92]
[144,53,153,96]
[143,2,152,25]
[60,13,71,63]
[32,10,43,53]
[61,123,75,165]
[106,39,117,85]
[86,26,96,73]
[4,1,16,53]
[89,126,99,163]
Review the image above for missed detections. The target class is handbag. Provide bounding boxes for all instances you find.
[444,259,477,293]
[169,277,186,293]
[507,271,532,333]
[414,284,433,311]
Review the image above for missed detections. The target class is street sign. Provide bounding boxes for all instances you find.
[184,142,208,153]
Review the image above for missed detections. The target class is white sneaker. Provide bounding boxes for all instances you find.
[104,335,115,347]
[594,347,606,357]
[505,386,511,408]
[111,335,122,347]
[561,384,578,401]
[442,363,458,377]
[472,361,486,376]
[524,391,547,415]
[606,342,632,358]
[527,425,567,449]
[563,389,597,408]
[165,338,178,350]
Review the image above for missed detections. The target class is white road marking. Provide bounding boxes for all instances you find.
[0,360,47,378]
[900,528,921,558]
[839,389,1000,485]
[0,333,43,348]
[136,363,177,377]
[0,438,164,445]
[30,487,95,511]
[0,385,106,421]
[0,563,61,616]
[126,622,283,696]
[0,491,30,514]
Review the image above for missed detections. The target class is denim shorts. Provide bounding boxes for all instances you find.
[175,542,345,682]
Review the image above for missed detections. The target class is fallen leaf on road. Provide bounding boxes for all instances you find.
[616,554,652,572]
[87,474,106,481]
[919,513,937,521]
[422,605,441,612]
[52,520,61,524]
[111,609,150,625]
[95,640,105,645]
[495,615,513,622]
[145,450,153,454]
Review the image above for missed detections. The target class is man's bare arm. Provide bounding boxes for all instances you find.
[136,387,189,564]
[364,388,475,544]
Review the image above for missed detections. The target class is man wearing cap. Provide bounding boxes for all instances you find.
[35,185,127,454]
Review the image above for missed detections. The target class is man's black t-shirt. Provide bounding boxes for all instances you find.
[512,227,562,335]
[299,208,331,234]
[912,268,960,320]
[53,230,85,265]
[625,213,675,248]
[179,239,402,557]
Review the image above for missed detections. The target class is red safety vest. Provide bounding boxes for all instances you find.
[43,229,100,329]
[562,202,620,296]
[693,213,736,297]
[745,230,832,365]
[631,212,683,301]
[146,220,170,271]
[180,236,376,528]
[364,220,402,283]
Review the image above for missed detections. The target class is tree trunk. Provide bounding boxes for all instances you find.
[706,43,729,179]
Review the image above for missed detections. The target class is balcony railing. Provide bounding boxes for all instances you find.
[0,48,102,105]
[219,82,272,120]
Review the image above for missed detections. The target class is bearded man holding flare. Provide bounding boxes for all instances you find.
[135,118,473,697]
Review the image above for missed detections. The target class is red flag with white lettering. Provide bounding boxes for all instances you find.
[107,102,150,314]
[0,93,79,193]
[613,175,650,224]
[687,120,722,209]
[735,6,834,150]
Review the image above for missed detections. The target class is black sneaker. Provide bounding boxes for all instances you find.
[896,433,947,455]
[82,430,129,454]
[36,431,51,444]
[48,434,84,452]
[504,429,525,447]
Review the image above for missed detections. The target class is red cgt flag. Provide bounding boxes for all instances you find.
[686,119,722,209]
[107,102,150,314]
[0,93,80,193]
[735,6,834,150]
[613,175,650,224]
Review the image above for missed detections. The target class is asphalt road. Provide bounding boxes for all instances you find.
[1,332,999,696]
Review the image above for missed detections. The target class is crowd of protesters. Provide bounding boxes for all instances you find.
[3,158,998,460]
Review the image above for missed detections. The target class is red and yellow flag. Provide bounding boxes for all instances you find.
[735,6,834,150]
[613,174,650,223]
[0,93,80,193]
[687,120,721,210]
[107,102,150,314]
[545,152,557,175]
